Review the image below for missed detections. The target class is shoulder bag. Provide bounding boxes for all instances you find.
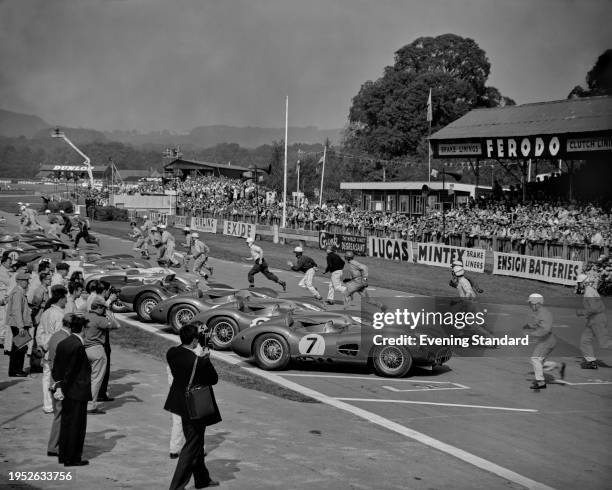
[185,355,216,420]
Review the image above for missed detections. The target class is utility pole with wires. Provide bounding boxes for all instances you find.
[282,96,289,229]
[427,88,433,184]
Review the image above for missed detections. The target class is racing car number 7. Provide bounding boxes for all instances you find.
[298,334,325,356]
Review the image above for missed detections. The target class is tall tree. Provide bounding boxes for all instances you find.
[345,34,513,160]
[568,49,612,98]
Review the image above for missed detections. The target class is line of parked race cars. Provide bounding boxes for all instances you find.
[2,232,452,378]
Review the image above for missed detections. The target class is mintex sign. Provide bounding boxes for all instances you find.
[416,243,486,273]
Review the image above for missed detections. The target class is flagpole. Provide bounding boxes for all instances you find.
[319,145,326,207]
[282,96,288,229]
[427,88,432,184]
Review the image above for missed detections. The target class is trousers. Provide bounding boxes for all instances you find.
[86,345,108,409]
[48,396,63,454]
[327,270,346,301]
[59,398,87,464]
[299,268,320,299]
[580,314,612,362]
[248,260,280,285]
[42,358,53,412]
[169,418,210,490]
[531,335,559,381]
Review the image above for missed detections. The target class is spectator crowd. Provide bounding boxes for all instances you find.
[124,174,612,248]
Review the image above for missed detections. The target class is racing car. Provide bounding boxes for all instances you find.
[18,232,71,252]
[231,312,452,378]
[0,234,63,263]
[148,287,308,333]
[190,296,334,349]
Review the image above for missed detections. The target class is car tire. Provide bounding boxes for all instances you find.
[372,345,412,378]
[253,333,290,370]
[110,300,130,314]
[169,305,199,333]
[209,317,239,350]
[134,292,161,322]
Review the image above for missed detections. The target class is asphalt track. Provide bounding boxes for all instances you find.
[5,211,612,489]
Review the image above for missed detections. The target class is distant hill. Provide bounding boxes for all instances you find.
[104,125,343,148]
[0,109,50,138]
[0,108,343,147]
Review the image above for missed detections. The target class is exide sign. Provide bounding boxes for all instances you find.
[485,136,560,159]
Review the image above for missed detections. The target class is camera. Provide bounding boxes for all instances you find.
[195,322,212,348]
[109,286,122,295]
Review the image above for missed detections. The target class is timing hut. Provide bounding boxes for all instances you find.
[164,158,250,179]
[339,181,493,214]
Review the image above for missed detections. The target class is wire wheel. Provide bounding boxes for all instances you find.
[260,338,283,362]
[209,317,239,350]
[373,345,412,377]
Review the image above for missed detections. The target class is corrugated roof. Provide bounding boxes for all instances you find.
[165,158,250,172]
[430,96,612,140]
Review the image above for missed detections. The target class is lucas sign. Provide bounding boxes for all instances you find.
[492,252,582,286]
[416,243,486,273]
[368,237,413,262]
[223,220,256,240]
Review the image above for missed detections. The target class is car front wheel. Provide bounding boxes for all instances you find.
[372,345,412,377]
[253,333,290,370]
[169,305,199,333]
[209,317,239,350]
[134,292,161,322]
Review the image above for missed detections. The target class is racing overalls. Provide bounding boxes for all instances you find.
[526,306,560,382]
[291,255,321,299]
[190,239,211,276]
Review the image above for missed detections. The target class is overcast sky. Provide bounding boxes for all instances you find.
[0,0,610,132]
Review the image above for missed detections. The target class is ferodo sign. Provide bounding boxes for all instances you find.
[191,217,217,234]
[417,243,486,272]
[368,237,414,262]
[223,220,256,240]
[484,136,561,159]
[492,252,582,286]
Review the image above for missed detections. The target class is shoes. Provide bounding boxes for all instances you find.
[326,300,335,305]
[96,396,115,402]
[559,362,566,380]
[47,452,59,457]
[43,409,54,414]
[195,480,220,489]
[169,453,179,459]
[9,371,28,377]
[87,408,106,415]
[581,360,598,369]
[249,284,255,288]
[4,350,9,356]
[530,381,546,390]
[64,460,89,467]
[280,280,287,292]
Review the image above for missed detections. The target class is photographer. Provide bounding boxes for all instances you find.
[165,322,221,489]
[85,280,118,403]
[84,297,119,413]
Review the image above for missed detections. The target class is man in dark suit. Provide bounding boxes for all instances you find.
[51,314,91,467]
[165,323,221,489]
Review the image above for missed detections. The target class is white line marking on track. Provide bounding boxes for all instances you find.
[552,379,612,386]
[383,383,469,392]
[335,398,538,412]
[280,374,468,389]
[116,312,554,490]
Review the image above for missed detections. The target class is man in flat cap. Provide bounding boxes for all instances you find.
[7,270,32,376]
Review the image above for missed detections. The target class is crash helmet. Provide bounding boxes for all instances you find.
[527,293,544,305]
[191,232,199,238]
[293,246,303,254]
[158,223,166,229]
[345,250,355,260]
[45,209,51,214]
[451,260,463,267]
[246,237,254,245]
[453,266,465,277]
[143,215,148,219]
[74,211,80,215]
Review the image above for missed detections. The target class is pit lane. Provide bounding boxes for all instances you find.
[3,211,612,489]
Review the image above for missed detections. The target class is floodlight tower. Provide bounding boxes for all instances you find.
[51,128,94,187]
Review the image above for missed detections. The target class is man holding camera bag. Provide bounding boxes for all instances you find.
[165,322,221,489]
